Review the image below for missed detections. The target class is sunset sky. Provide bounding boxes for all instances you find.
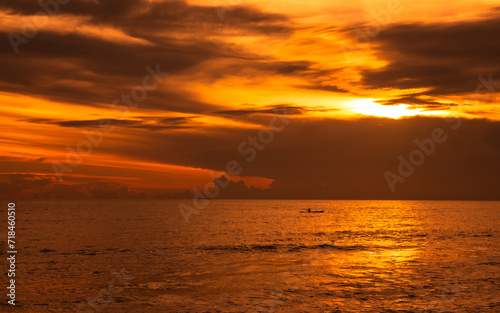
[0,0,499,199]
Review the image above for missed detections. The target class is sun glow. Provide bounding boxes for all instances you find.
[350,99,428,119]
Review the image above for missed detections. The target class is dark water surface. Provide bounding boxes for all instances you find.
[5,200,500,312]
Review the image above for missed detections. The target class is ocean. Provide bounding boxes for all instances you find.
[4,200,500,312]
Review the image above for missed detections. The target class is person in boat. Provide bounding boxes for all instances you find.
[308,208,311,213]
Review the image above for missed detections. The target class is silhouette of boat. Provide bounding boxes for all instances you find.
[300,210,324,213]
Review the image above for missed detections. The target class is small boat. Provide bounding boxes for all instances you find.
[300,210,324,213]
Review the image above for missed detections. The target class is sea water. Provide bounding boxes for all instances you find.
[6,200,500,312]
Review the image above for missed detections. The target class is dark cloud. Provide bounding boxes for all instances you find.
[0,0,298,114]
[269,61,314,75]
[0,173,146,199]
[23,116,194,130]
[0,0,293,35]
[92,117,500,200]
[3,118,499,200]
[361,11,500,105]
[0,0,139,18]
[0,0,343,119]
[375,95,457,110]
[197,59,339,85]
[0,173,54,195]
[0,30,225,113]
[212,176,270,199]
[214,104,306,116]
[213,104,338,118]
[296,84,349,93]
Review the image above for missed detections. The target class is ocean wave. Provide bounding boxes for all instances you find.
[198,243,369,253]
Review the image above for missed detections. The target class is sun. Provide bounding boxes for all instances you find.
[349,99,426,119]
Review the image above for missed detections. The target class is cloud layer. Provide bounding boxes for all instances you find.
[1,1,499,200]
